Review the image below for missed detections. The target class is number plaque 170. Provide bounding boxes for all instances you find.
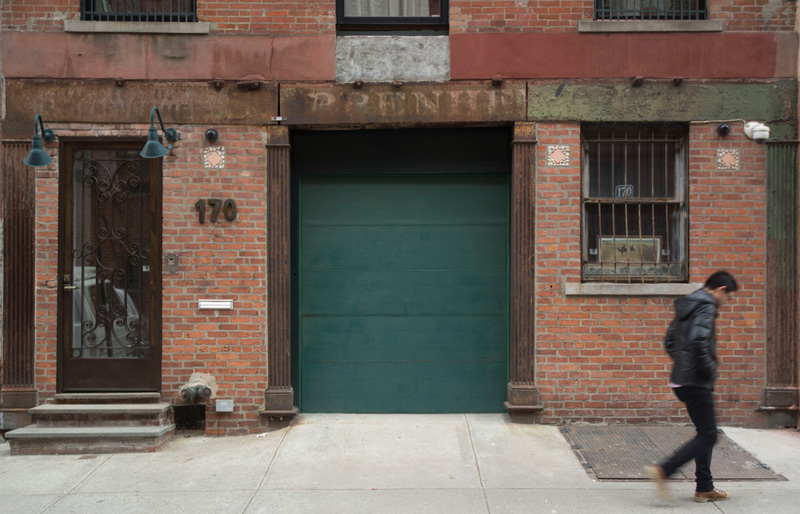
[194,198,237,223]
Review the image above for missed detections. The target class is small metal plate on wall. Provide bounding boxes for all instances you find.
[198,299,234,310]
[165,253,180,275]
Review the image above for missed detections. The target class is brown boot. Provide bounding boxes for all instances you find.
[644,465,672,502]
[694,488,731,503]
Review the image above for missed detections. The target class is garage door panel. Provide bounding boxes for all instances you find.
[299,172,509,413]
[302,225,507,271]
[301,315,508,362]
[301,360,508,413]
[302,270,507,316]
[302,177,508,226]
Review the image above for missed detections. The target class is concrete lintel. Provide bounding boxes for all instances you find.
[565,282,703,297]
[578,20,723,33]
[64,20,211,34]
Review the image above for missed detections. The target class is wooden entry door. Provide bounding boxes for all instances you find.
[59,141,161,391]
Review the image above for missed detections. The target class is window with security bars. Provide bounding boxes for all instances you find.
[81,0,197,22]
[594,0,706,20]
[581,124,688,283]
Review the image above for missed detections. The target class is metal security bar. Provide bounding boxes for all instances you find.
[595,0,706,20]
[81,0,197,22]
[581,124,688,283]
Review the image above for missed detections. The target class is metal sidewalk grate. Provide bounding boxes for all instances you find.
[561,425,786,481]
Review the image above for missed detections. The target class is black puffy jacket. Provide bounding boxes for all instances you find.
[664,288,719,390]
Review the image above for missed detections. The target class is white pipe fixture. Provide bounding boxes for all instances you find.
[744,122,770,143]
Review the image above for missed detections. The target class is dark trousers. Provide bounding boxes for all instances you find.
[660,386,718,493]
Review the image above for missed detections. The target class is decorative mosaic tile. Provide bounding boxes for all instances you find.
[204,147,226,169]
[547,145,570,167]
[717,149,739,170]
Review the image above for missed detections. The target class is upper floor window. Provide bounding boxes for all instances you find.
[594,0,706,21]
[337,0,448,31]
[581,124,688,283]
[81,0,197,22]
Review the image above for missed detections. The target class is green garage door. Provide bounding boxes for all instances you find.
[299,174,509,413]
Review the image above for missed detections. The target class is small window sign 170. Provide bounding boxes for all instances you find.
[615,185,634,198]
[194,198,237,223]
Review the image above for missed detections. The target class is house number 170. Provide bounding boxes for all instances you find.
[194,198,237,223]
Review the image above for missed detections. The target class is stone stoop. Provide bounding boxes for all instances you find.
[4,393,175,455]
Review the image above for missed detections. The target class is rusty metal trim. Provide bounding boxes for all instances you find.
[764,142,799,409]
[264,125,296,413]
[2,143,36,390]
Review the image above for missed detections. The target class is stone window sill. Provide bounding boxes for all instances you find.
[578,20,723,33]
[565,283,702,296]
[64,20,210,35]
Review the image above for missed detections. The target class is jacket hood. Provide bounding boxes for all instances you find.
[674,288,717,321]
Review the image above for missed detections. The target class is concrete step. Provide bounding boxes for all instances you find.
[5,424,175,455]
[32,403,171,415]
[31,403,172,428]
[52,393,162,404]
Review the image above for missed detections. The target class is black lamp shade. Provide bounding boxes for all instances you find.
[23,134,52,167]
[140,126,169,158]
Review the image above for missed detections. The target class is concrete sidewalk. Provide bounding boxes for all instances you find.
[2,414,799,514]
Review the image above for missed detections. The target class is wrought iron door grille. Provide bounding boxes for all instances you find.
[81,0,197,22]
[71,150,151,358]
[581,124,688,283]
[594,0,706,20]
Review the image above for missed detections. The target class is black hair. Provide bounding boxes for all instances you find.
[705,270,739,292]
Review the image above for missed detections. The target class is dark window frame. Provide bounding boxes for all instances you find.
[580,123,689,284]
[336,0,449,31]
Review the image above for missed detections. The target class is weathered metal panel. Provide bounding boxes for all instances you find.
[528,82,797,137]
[281,83,527,126]
[1,143,36,389]
[764,142,799,405]
[452,32,797,79]
[4,79,278,129]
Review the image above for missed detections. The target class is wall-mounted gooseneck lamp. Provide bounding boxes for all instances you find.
[23,113,56,167]
[140,106,179,159]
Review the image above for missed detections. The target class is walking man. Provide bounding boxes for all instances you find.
[646,270,738,503]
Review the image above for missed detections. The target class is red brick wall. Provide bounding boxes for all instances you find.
[1,0,77,32]
[715,0,796,31]
[451,0,588,33]
[450,0,794,33]
[2,0,792,33]
[34,149,60,396]
[160,125,268,436]
[534,122,767,426]
[32,124,269,435]
[198,0,334,34]
[1,0,335,34]
[688,122,767,426]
